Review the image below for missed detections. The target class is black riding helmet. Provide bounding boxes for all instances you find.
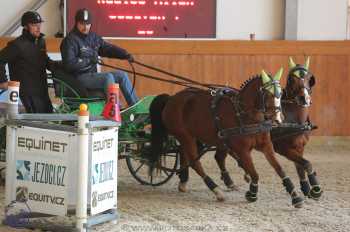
[75,8,92,24]
[21,11,44,26]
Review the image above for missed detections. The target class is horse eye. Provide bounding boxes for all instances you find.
[309,76,316,87]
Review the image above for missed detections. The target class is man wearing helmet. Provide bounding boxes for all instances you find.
[0,11,54,113]
[60,8,139,106]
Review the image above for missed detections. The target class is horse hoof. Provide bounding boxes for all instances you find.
[213,187,225,202]
[244,174,250,183]
[178,182,188,193]
[303,190,311,198]
[292,196,304,208]
[245,191,257,202]
[309,186,323,200]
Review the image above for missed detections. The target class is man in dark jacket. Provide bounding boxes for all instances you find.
[0,11,53,113]
[60,8,138,106]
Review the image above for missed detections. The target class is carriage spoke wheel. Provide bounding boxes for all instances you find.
[125,141,179,186]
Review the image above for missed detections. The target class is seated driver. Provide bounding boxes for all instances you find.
[60,8,139,106]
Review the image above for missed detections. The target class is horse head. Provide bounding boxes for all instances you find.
[285,57,316,108]
[239,68,283,124]
[260,69,283,123]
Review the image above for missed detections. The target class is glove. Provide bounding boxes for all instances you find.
[90,54,99,64]
[90,52,99,64]
[126,53,134,63]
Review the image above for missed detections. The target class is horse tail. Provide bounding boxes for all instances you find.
[149,94,170,164]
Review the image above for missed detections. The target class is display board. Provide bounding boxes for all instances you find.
[14,127,74,216]
[66,0,216,38]
[90,128,118,215]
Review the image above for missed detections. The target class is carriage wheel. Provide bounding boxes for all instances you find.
[125,142,179,186]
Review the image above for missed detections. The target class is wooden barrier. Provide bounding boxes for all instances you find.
[1,38,349,135]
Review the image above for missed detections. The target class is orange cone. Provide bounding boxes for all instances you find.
[102,84,121,122]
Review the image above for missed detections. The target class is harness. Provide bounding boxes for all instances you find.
[210,88,272,149]
[271,122,317,141]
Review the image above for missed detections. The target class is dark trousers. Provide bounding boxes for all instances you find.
[20,94,53,113]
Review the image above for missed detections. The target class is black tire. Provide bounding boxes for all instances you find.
[125,141,179,186]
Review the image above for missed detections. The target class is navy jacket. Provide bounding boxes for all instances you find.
[0,29,52,96]
[60,28,129,75]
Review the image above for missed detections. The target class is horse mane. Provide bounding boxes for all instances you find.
[240,75,261,90]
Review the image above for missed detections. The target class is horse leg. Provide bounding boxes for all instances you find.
[281,148,323,200]
[180,136,225,201]
[215,148,237,190]
[261,144,304,208]
[178,149,189,193]
[296,161,322,200]
[228,151,251,183]
[237,151,259,203]
[192,160,225,201]
[295,163,311,197]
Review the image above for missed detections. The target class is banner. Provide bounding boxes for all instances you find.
[90,128,118,215]
[14,127,74,216]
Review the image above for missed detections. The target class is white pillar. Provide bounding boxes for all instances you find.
[76,104,89,232]
[5,81,19,206]
[285,0,348,40]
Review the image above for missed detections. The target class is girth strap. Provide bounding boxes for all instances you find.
[218,121,272,138]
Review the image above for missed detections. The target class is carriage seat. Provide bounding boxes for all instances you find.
[51,67,105,99]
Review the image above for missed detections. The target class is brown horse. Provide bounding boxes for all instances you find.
[149,69,304,207]
[214,57,322,200]
[272,57,322,199]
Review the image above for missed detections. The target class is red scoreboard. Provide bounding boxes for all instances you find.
[66,0,216,38]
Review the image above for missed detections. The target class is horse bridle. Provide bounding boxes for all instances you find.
[258,80,282,116]
[284,66,314,107]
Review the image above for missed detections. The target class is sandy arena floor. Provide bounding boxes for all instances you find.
[0,137,349,232]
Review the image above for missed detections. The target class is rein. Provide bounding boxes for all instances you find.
[98,59,227,91]
[98,60,199,89]
[128,60,137,96]
[133,60,211,89]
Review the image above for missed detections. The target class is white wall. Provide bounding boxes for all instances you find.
[0,0,61,37]
[217,0,285,40]
[0,0,30,34]
[298,0,348,40]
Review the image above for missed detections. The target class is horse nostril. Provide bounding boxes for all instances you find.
[302,97,307,104]
[298,96,307,105]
